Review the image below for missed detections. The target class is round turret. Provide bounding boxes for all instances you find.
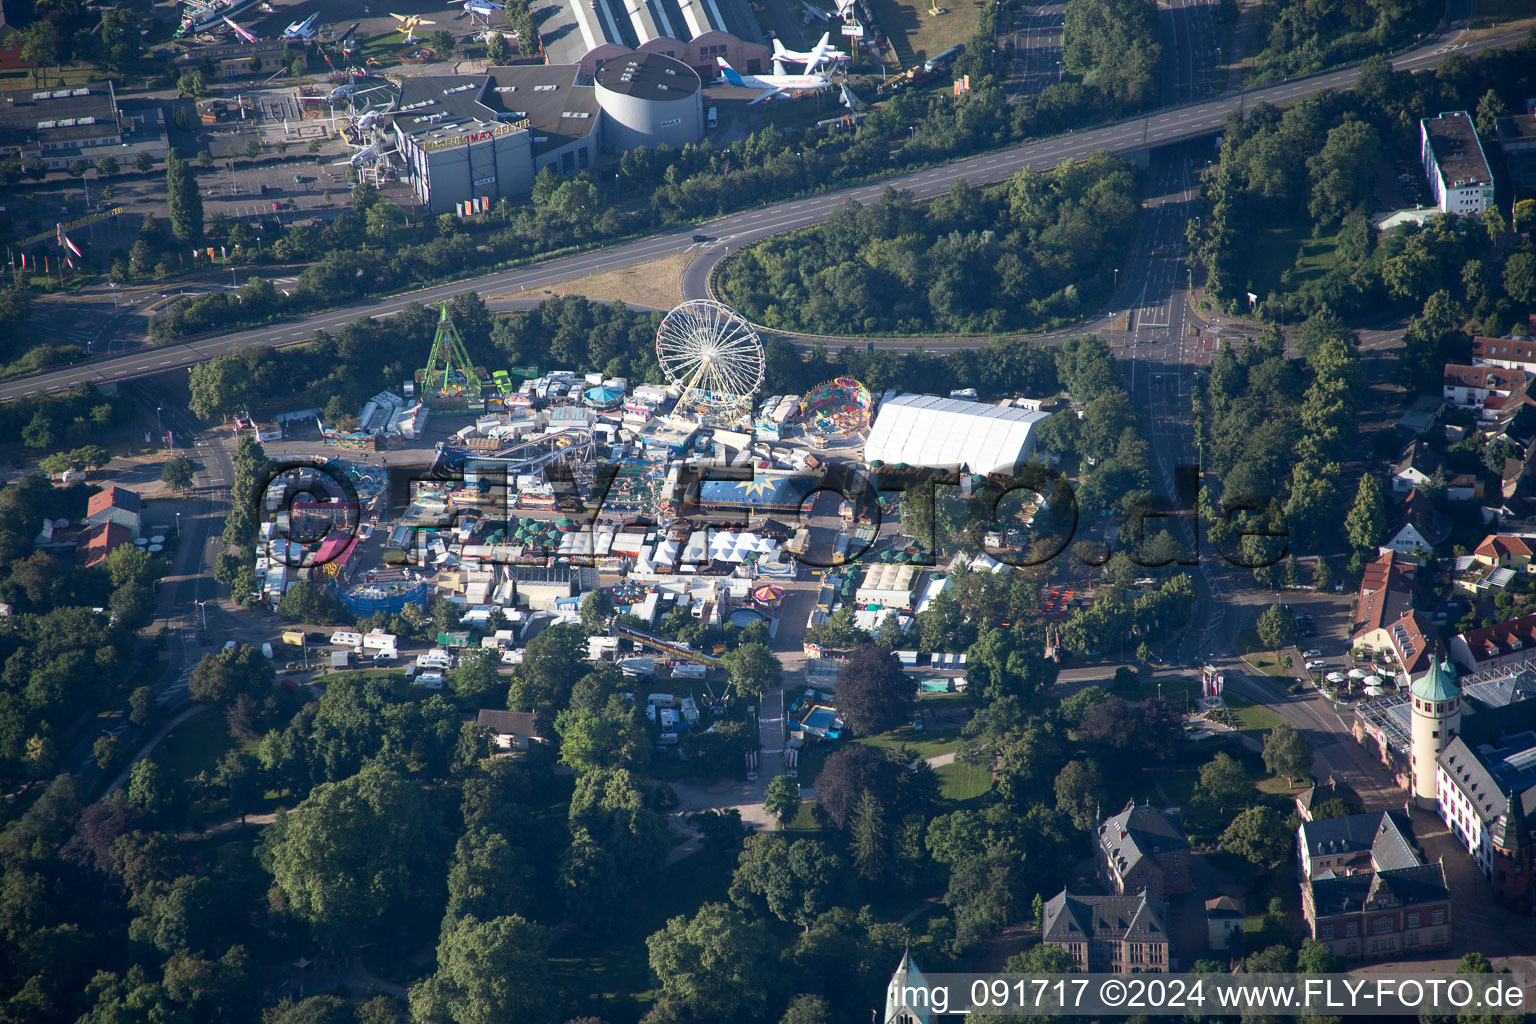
[1409,659,1461,808]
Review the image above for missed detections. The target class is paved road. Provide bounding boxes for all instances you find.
[2,13,1519,402]
[1004,0,1065,101]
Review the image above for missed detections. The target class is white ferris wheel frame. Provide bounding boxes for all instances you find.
[655,300,766,411]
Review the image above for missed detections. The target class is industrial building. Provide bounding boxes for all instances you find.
[1420,111,1494,216]
[593,52,703,152]
[863,394,1050,476]
[536,0,770,77]
[392,58,701,215]
[0,81,168,170]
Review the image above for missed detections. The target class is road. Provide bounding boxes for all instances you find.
[1004,0,1066,101]
[1,11,1518,401]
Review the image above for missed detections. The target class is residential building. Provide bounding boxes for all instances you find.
[1205,896,1243,951]
[1297,811,1419,880]
[1443,364,1530,420]
[1453,557,1515,598]
[1296,776,1360,821]
[1391,440,1442,494]
[1096,800,1193,900]
[1042,890,1172,973]
[881,949,933,1024]
[1350,551,1416,650]
[475,709,549,750]
[85,486,142,539]
[1446,473,1483,502]
[1384,609,1442,682]
[1302,863,1452,960]
[1381,488,1444,560]
[1472,336,1536,373]
[78,522,134,568]
[1420,111,1494,216]
[1448,613,1536,675]
[1473,534,1536,571]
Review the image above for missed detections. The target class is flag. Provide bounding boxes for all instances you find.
[1246,291,1258,305]
[220,246,227,260]
[62,234,82,258]
[206,247,215,260]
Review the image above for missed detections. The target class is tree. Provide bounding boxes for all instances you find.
[1220,805,1291,869]
[187,353,253,421]
[848,790,890,882]
[729,834,843,928]
[1193,751,1249,815]
[1344,474,1385,553]
[834,644,915,735]
[188,647,273,708]
[134,152,154,173]
[1309,796,1362,820]
[1053,758,1105,832]
[723,642,782,701]
[1475,89,1509,136]
[1263,721,1314,785]
[22,412,53,449]
[1505,253,1536,306]
[579,588,613,632]
[645,903,770,1022]
[449,648,501,702]
[93,734,122,772]
[1256,604,1294,656]
[95,155,120,178]
[161,455,196,492]
[165,149,203,243]
[1515,198,1536,234]
[1297,937,1344,973]
[763,775,801,828]
[409,915,556,1024]
[262,762,444,949]
[813,744,901,828]
[445,826,530,922]
[277,579,342,623]
[553,697,649,775]
[779,995,832,1024]
[129,686,156,728]
[484,30,510,64]
[19,21,57,70]
[244,138,262,161]
[126,758,186,823]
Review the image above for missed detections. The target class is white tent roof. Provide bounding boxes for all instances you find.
[864,394,1049,475]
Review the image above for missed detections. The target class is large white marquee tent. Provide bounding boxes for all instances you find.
[863,394,1050,475]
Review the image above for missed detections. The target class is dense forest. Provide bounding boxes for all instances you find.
[717,153,1139,335]
[1062,0,1162,109]
[1251,0,1437,78]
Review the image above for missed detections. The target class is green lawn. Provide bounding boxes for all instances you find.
[1224,692,1289,745]
[1125,675,1200,707]
[153,707,236,782]
[1224,212,1341,304]
[856,724,965,761]
[935,759,991,803]
[1236,629,1297,679]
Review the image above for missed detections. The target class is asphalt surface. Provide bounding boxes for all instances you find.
[1,10,1518,402]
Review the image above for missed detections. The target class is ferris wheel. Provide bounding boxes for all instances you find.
[655,300,766,414]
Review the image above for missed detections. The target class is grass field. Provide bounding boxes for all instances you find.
[864,0,982,68]
[935,759,991,802]
[1226,213,1342,304]
[506,252,694,311]
[1224,692,1289,744]
[154,707,238,781]
[1236,628,1298,679]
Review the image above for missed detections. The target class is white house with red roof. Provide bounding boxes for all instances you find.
[85,486,141,539]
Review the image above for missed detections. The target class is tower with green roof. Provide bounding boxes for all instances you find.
[1410,659,1461,808]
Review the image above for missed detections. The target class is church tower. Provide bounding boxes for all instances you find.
[1409,659,1461,808]
[882,948,933,1024]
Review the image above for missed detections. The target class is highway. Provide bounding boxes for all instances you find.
[0,13,1521,402]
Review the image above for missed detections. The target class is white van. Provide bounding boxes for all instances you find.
[261,643,274,659]
[417,671,445,689]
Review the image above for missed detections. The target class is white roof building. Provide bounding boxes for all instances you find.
[863,394,1049,475]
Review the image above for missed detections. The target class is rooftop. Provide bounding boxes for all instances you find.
[0,83,119,149]
[1042,889,1169,944]
[393,66,600,155]
[1472,336,1536,366]
[87,485,141,518]
[594,52,700,100]
[1098,800,1188,877]
[1308,862,1449,917]
[1422,111,1492,188]
[1298,811,1420,871]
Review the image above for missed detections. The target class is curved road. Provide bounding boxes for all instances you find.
[0,14,1519,403]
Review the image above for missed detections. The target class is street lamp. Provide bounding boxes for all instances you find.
[109,282,119,312]
[1113,268,1119,291]
[176,511,182,536]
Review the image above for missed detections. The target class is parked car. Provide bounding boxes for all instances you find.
[1303,648,1322,659]
[1306,660,1327,671]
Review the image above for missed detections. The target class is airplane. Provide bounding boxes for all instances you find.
[328,82,361,102]
[772,32,847,73]
[715,56,831,104]
[390,12,436,41]
[283,12,319,38]
[460,0,505,12]
[335,138,384,167]
[801,1,830,22]
[354,110,384,132]
[222,15,260,42]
